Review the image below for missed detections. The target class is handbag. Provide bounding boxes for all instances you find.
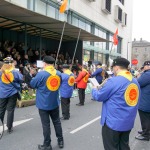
[4,73,22,100]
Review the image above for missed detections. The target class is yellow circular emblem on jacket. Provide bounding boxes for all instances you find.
[46,75,60,91]
[68,76,75,86]
[124,83,139,106]
[1,72,14,84]
[83,74,89,83]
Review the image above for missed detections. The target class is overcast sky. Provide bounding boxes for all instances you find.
[132,0,150,41]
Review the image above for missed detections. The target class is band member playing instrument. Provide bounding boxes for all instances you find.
[30,56,64,150]
[92,58,140,150]
[0,57,23,134]
[60,64,75,120]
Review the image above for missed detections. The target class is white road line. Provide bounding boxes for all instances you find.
[0,118,33,131]
[70,116,101,134]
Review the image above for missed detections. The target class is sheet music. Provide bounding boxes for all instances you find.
[37,60,43,68]
[88,78,100,87]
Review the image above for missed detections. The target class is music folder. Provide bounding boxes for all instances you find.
[37,60,43,68]
[88,78,100,87]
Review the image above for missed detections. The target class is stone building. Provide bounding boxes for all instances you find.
[132,38,150,68]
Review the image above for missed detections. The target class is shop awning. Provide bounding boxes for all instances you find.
[0,0,109,42]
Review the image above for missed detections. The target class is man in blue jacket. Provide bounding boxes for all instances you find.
[92,58,140,150]
[30,56,64,150]
[0,57,23,133]
[91,62,103,84]
[135,61,150,141]
[60,64,75,120]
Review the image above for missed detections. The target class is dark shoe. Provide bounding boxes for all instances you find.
[138,130,144,134]
[38,145,52,150]
[61,117,69,120]
[76,103,84,106]
[7,128,13,134]
[58,141,64,148]
[135,135,150,141]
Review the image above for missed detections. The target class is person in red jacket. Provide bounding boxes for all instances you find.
[75,65,89,106]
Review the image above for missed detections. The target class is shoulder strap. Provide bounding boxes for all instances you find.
[82,71,87,79]
[4,72,20,90]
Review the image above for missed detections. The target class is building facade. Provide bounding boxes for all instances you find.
[5,0,133,64]
[132,38,150,68]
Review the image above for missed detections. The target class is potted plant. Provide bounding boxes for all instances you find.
[17,89,36,108]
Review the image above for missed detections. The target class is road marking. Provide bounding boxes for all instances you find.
[70,116,101,134]
[0,118,33,131]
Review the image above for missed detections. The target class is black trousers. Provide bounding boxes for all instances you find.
[61,97,70,119]
[78,88,85,104]
[139,109,150,137]
[0,93,17,129]
[102,124,131,150]
[39,107,63,147]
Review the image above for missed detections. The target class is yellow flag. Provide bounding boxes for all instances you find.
[59,0,68,13]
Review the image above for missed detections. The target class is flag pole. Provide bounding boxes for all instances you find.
[108,28,118,67]
[55,1,70,67]
[108,42,113,68]
[55,21,66,67]
[70,29,81,70]
[110,42,113,54]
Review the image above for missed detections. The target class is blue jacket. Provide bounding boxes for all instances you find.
[92,71,140,131]
[30,69,61,110]
[60,71,74,98]
[91,68,103,84]
[0,70,23,98]
[137,70,150,112]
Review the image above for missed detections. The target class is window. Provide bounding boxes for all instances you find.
[122,12,127,26]
[118,7,122,22]
[106,0,111,12]
[27,0,34,10]
[98,53,102,62]
[117,38,122,54]
[115,6,122,23]
[47,5,56,19]
[35,0,46,15]
[59,13,67,21]
[79,20,86,30]
[72,14,91,33]
[119,0,124,5]
[84,50,90,56]
[94,52,98,60]
[109,34,122,54]
[102,0,111,14]
[72,17,79,27]
[85,23,91,32]
[94,27,107,50]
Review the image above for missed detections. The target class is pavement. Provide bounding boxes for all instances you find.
[0,94,150,150]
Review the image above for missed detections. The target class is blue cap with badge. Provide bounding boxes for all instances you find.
[143,61,150,66]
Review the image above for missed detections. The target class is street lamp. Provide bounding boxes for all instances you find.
[127,41,132,60]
